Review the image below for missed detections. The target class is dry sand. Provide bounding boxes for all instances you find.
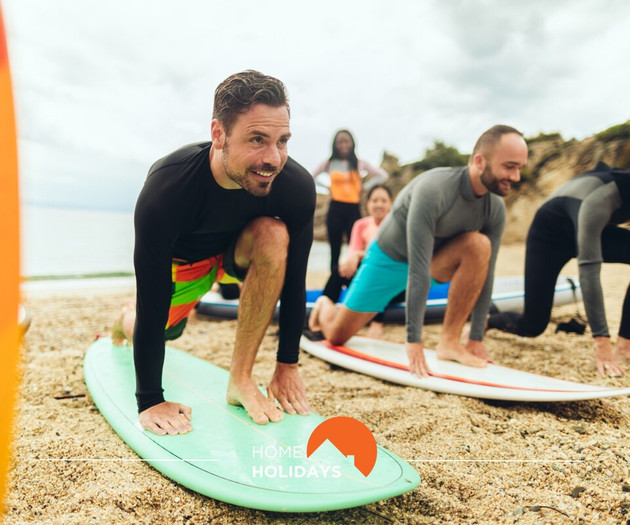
[5,243,630,524]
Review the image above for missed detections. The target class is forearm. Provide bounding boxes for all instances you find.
[132,235,174,412]
[579,261,609,337]
[405,268,432,343]
[469,223,503,340]
[469,244,497,341]
[133,273,171,412]
[277,220,313,363]
[358,159,388,188]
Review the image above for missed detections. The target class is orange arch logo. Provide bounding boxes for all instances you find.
[306,416,377,477]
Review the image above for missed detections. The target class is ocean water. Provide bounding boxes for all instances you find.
[20,204,333,278]
[21,204,135,278]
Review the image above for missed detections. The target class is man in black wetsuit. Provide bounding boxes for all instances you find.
[125,70,315,434]
[488,162,630,376]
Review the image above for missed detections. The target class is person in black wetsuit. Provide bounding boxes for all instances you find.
[488,162,630,376]
[117,70,316,435]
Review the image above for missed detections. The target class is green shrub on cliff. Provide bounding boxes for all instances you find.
[527,132,563,144]
[412,141,469,172]
[596,122,630,142]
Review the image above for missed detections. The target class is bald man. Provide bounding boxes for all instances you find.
[308,125,528,376]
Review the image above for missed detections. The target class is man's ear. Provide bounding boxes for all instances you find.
[472,152,486,173]
[211,119,226,149]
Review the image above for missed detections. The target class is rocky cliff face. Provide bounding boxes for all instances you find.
[313,122,630,243]
[503,125,630,242]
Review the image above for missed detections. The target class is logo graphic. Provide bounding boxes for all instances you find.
[306,416,377,477]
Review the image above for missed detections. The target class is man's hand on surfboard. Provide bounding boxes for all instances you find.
[405,342,430,377]
[139,401,193,436]
[267,363,311,417]
[465,340,493,363]
[594,337,625,377]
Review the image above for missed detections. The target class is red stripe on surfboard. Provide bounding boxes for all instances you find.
[322,341,606,394]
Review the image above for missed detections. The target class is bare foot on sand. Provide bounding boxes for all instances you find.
[226,376,283,425]
[112,299,135,345]
[308,295,332,332]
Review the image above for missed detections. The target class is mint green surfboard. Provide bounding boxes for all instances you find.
[83,338,420,512]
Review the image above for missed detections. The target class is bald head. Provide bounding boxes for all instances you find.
[471,125,524,159]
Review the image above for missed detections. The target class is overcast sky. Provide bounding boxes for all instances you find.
[4,0,630,211]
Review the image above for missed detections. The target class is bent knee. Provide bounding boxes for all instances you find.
[235,217,289,268]
[464,231,491,250]
[462,232,491,259]
[248,217,289,251]
[247,217,289,242]
[328,332,350,346]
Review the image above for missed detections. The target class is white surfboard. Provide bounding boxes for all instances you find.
[300,335,630,402]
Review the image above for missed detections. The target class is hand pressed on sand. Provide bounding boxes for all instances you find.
[594,337,625,377]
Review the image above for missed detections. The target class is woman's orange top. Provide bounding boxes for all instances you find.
[328,169,362,203]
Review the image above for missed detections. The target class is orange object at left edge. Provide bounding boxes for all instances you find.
[0,1,23,514]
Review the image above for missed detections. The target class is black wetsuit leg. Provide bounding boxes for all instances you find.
[322,269,351,302]
[489,205,575,336]
[326,201,361,272]
[619,288,630,339]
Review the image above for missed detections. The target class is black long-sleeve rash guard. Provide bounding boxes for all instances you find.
[133,141,315,412]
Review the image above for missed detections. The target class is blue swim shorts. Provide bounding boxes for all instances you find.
[343,240,409,313]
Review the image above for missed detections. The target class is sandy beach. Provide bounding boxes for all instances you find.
[5,242,630,524]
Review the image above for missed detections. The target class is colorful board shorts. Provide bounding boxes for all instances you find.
[164,249,242,341]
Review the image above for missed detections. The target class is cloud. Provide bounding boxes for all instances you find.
[4,0,630,210]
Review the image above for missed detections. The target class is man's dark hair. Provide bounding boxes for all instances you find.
[471,124,523,158]
[213,70,290,134]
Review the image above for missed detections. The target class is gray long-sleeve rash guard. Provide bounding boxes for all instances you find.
[377,166,506,343]
[545,169,630,337]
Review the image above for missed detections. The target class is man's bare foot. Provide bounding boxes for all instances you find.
[112,299,135,346]
[227,376,284,425]
[366,321,384,339]
[139,401,193,436]
[436,341,488,367]
[308,296,332,332]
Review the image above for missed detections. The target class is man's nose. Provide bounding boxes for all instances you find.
[262,144,281,167]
